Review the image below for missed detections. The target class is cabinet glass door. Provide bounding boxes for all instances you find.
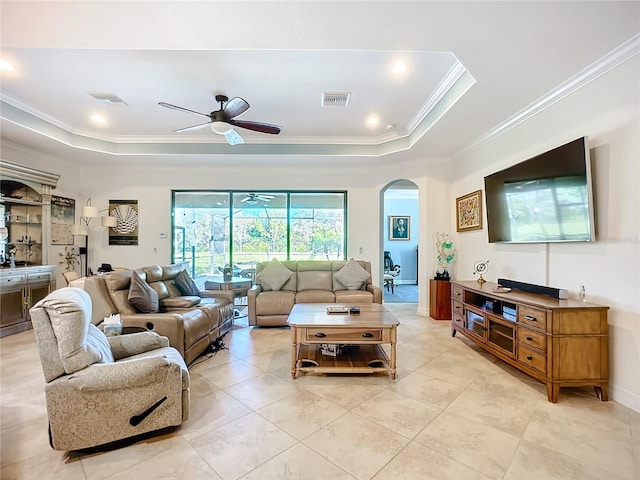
[488,316,515,356]
[466,309,485,339]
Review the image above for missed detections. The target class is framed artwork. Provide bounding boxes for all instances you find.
[456,190,483,232]
[50,196,75,245]
[108,200,139,246]
[389,215,410,240]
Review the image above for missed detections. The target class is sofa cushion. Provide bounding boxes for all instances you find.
[160,296,201,309]
[128,271,160,313]
[335,290,375,304]
[43,288,115,374]
[335,258,371,290]
[298,270,333,291]
[296,290,336,303]
[255,290,296,315]
[174,269,201,296]
[256,258,294,291]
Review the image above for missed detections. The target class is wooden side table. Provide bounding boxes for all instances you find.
[429,279,451,320]
[204,276,253,300]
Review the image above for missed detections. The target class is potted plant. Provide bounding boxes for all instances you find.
[435,232,455,280]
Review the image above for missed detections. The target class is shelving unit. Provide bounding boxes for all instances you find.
[0,161,59,337]
[451,280,609,403]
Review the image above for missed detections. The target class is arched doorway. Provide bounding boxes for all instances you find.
[381,179,419,303]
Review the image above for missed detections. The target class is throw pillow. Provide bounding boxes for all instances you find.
[174,269,201,296]
[128,271,159,313]
[256,258,293,291]
[335,258,370,290]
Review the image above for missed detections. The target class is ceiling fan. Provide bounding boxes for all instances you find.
[240,193,275,206]
[158,95,282,146]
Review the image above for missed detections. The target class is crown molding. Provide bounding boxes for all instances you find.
[455,33,640,160]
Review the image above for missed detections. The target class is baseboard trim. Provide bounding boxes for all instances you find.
[611,383,640,413]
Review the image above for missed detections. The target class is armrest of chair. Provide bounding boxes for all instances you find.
[200,289,234,303]
[247,285,262,325]
[60,356,181,391]
[367,284,383,304]
[120,313,186,358]
[108,331,170,360]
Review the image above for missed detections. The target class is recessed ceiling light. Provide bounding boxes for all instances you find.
[386,124,396,130]
[391,61,407,74]
[90,114,106,124]
[366,116,380,127]
[0,59,15,71]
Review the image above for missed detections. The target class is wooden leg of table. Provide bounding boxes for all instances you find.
[390,341,397,379]
[290,327,297,379]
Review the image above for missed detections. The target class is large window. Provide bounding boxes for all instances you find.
[172,190,346,280]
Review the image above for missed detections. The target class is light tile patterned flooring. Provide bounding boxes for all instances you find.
[1,303,638,479]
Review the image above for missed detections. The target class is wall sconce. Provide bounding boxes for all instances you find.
[72,198,116,276]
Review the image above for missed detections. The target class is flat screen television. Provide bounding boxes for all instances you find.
[484,136,595,243]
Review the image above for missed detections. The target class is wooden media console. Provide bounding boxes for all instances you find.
[451,280,609,403]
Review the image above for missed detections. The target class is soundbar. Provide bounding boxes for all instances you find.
[497,278,568,299]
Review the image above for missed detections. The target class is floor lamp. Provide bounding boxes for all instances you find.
[72,199,117,277]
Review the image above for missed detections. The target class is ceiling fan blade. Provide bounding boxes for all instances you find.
[159,102,210,118]
[174,122,211,133]
[231,120,281,135]
[225,128,244,146]
[223,97,250,120]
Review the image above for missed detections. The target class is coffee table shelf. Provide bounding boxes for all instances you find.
[297,344,391,375]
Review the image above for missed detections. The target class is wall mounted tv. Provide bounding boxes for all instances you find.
[484,136,595,243]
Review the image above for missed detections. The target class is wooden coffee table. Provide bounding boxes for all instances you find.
[287,303,399,379]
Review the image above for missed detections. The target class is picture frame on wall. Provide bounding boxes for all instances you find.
[50,196,75,245]
[108,200,139,246]
[389,215,410,240]
[456,190,483,232]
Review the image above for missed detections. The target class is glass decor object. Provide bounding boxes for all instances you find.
[434,232,456,280]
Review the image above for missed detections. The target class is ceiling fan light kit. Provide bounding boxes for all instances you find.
[159,94,281,146]
[210,121,233,135]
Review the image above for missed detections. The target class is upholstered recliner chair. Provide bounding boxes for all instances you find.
[29,287,190,451]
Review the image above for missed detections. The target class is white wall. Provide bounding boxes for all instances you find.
[451,55,640,411]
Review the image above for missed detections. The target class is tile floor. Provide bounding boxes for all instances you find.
[1,303,638,479]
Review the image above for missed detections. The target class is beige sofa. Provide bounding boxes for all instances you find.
[248,260,382,326]
[72,264,234,365]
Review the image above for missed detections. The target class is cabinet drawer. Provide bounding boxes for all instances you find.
[304,327,383,342]
[452,312,464,331]
[0,274,27,289]
[518,326,547,351]
[517,344,547,373]
[452,300,464,317]
[518,305,547,330]
[27,272,52,284]
[452,285,464,301]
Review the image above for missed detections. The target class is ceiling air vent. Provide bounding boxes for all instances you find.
[88,93,128,106]
[321,92,350,107]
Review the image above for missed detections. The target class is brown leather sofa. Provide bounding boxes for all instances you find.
[247,260,382,326]
[71,264,234,365]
